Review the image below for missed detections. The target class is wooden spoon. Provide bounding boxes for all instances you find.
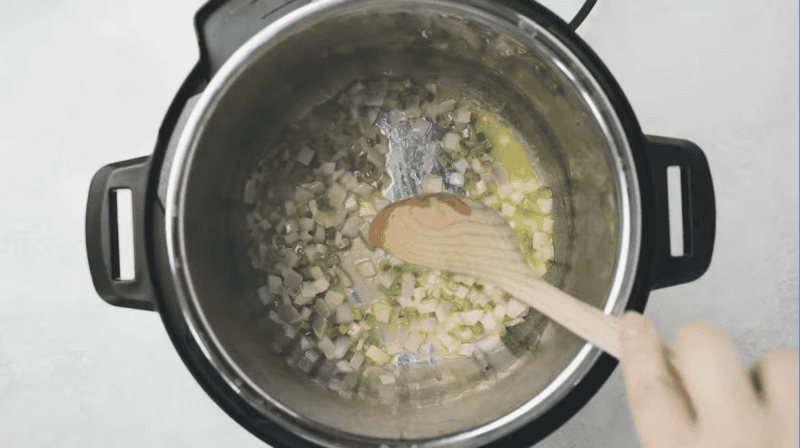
[367,191,702,422]
[368,192,624,358]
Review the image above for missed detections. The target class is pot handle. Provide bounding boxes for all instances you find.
[644,136,716,290]
[85,156,156,311]
[195,0,310,77]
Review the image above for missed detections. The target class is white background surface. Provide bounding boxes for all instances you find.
[1,0,797,447]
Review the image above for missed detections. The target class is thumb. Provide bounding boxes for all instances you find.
[618,312,692,445]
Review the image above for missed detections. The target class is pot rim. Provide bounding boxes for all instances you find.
[162,0,643,446]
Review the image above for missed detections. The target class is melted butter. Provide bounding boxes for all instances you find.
[473,109,550,267]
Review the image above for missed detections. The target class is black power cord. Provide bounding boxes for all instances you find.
[568,0,598,30]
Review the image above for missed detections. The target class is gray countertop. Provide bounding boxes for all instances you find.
[1,0,796,446]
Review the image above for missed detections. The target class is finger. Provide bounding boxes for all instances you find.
[672,321,761,427]
[618,312,695,444]
[757,347,799,422]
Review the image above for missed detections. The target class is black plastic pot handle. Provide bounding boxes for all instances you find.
[86,156,156,311]
[645,135,716,290]
[196,0,311,77]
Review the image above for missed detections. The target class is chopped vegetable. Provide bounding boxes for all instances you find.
[372,302,392,323]
[268,275,282,294]
[365,345,390,365]
[257,286,273,306]
[421,173,443,193]
[325,290,346,308]
[355,259,377,278]
[337,304,355,324]
[243,179,257,204]
[441,132,461,152]
[454,108,471,124]
[296,147,315,166]
[244,77,556,381]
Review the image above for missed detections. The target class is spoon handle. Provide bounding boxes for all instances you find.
[480,260,621,358]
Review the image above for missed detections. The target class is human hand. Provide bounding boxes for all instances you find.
[618,311,798,448]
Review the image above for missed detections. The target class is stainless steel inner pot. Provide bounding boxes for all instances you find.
[164,0,641,445]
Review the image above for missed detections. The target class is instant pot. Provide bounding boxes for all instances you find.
[85,0,716,446]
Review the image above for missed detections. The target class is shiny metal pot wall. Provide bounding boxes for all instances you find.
[85,0,716,446]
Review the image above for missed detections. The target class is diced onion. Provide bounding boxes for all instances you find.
[309,266,325,280]
[422,173,443,193]
[379,373,396,385]
[435,301,452,322]
[312,278,330,294]
[337,360,354,372]
[506,299,528,318]
[332,266,352,288]
[471,158,483,174]
[378,272,394,289]
[501,203,516,217]
[296,147,315,166]
[339,172,359,191]
[401,273,415,300]
[449,172,464,187]
[340,215,362,238]
[349,352,365,369]
[411,118,430,137]
[312,316,327,341]
[319,336,336,359]
[421,317,438,333]
[403,332,424,351]
[257,286,273,306]
[336,304,354,324]
[454,159,469,173]
[314,225,326,242]
[497,184,512,198]
[373,198,391,211]
[459,343,475,356]
[538,197,553,214]
[327,183,348,208]
[372,302,392,323]
[475,180,487,194]
[324,290,346,308]
[282,269,303,291]
[506,317,525,327]
[344,194,358,213]
[418,299,439,314]
[333,336,350,358]
[268,275,282,294]
[442,133,460,152]
[542,217,554,232]
[460,309,484,325]
[299,217,315,232]
[243,179,257,204]
[314,300,331,318]
[454,108,471,124]
[356,260,377,278]
[475,334,503,353]
[479,313,497,331]
[365,345,390,365]
[321,162,336,175]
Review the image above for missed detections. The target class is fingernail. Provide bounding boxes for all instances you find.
[621,312,648,339]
